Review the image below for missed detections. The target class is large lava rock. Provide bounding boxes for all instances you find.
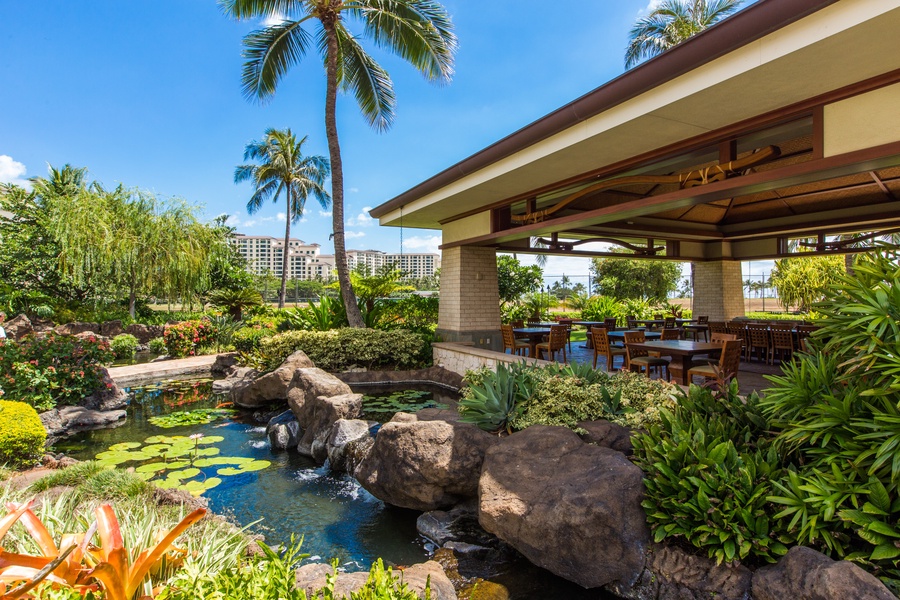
[752,546,894,600]
[124,323,164,344]
[295,560,456,600]
[55,321,99,336]
[355,412,498,511]
[100,320,124,338]
[296,393,363,460]
[325,418,374,474]
[266,410,302,450]
[231,351,315,408]
[609,544,752,600]
[5,314,33,340]
[286,367,352,412]
[478,425,649,590]
[81,368,128,411]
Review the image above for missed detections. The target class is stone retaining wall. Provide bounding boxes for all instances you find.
[336,366,464,391]
[432,342,552,377]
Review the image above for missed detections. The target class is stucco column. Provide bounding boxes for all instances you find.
[437,246,502,349]
[692,260,745,322]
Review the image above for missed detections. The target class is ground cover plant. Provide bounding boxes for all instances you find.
[0,333,114,411]
[458,362,676,434]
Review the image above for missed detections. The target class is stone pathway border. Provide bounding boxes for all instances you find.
[108,355,218,387]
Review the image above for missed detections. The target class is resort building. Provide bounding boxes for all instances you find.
[346,249,441,279]
[229,234,323,279]
[370,0,900,349]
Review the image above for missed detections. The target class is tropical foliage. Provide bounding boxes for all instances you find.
[0,400,47,468]
[234,128,330,309]
[497,255,543,308]
[223,0,457,328]
[625,0,744,68]
[0,332,114,411]
[768,254,844,313]
[590,257,682,302]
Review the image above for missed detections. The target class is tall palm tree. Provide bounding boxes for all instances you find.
[235,128,331,309]
[625,0,743,69]
[221,0,457,327]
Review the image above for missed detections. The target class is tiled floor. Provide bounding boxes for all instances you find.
[535,337,784,396]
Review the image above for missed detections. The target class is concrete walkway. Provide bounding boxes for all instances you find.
[108,354,218,387]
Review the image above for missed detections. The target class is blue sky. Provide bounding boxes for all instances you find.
[0,0,771,287]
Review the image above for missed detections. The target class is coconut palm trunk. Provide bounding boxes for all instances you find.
[323,17,364,328]
[279,182,292,309]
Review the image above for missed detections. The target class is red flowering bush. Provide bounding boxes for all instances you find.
[163,320,214,357]
[0,332,115,411]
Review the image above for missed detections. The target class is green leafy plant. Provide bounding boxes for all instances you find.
[580,295,623,323]
[633,381,787,564]
[208,288,262,321]
[148,337,167,355]
[0,401,47,468]
[163,320,213,358]
[110,334,139,360]
[458,363,534,434]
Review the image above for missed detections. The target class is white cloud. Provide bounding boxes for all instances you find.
[403,235,442,254]
[224,214,241,227]
[348,206,374,227]
[349,187,359,194]
[276,212,286,222]
[638,0,662,15]
[345,231,366,239]
[0,155,29,188]
[318,210,332,218]
[243,219,257,227]
[262,12,288,26]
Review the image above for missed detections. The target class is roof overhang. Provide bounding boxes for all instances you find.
[369,0,900,260]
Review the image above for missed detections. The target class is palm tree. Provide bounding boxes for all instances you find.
[235,128,331,309]
[625,0,743,69]
[221,0,457,327]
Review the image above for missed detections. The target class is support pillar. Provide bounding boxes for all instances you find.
[692,260,745,322]
[436,246,502,349]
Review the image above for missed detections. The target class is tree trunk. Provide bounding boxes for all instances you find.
[844,252,855,276]
[279,184,291,309]
[323,18,365,328]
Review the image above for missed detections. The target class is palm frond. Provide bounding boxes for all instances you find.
[334,25,396,131]
[240,19,313,101]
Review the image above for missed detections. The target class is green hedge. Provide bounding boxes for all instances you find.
[0,400,47,467]
[256,328,430,372]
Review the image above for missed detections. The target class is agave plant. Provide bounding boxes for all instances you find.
[458,362,534,434]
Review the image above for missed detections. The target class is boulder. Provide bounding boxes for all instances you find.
[286,367,352,414]
[295,560,456,600]
[211,352,240,375]
[577,419,634,455]
[232,352,317,409]
[752,546,894,600]
[609,544,752,600]
[266,410,302,450]
[124,323,164,344]
[296,393,363,461]
[4,314,33,340]
[355,412,498,511]
[478,425,649,590]
[417,501,499,549]
[100,320,124,338]
[75,331,109,345]
[81,368,128,411]
[212,366,256,394]
[325,418,373,473]
[55,321,99,336]
[41,406,126,440]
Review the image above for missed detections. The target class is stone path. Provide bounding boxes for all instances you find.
[108,354,218,387]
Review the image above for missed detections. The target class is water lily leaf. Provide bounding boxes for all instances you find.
[183,477,222,496]
[192,456,252,468]
[216,460,271,476]
[165,468,202,481]
[144,435,184,444]
[196,435,224,445]
[107,442,142,452]
[135,461,189,474]
[94,450,153,465]
[194,447,220,457]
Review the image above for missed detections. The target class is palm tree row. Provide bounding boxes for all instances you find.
[222,0,457,326]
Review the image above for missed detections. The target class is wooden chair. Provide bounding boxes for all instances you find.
[653,313,664,321]
[592,327,626,371]
[510,319,525,329]
[650,327,682,359]
[527,317,541,325]
[796,324,818,351]
[725,322,749,361]
[746,324,772,364]
[624,330,668,379]
[702,332,738,364]
[536,325,568,362]
[771,327,795,363]
[557,318,574,351]
[687,340,743,385]
[697,315,709,323]
[708,321,727,336]
[625,315,638,329]
[501,324,530,356]
[604,317,618,330]
[664,316,677,328]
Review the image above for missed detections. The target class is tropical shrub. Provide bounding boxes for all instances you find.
[382,295,439,334]
[233,325,278,353]
[0,332,114,411]
[111,333,140,359]
[163,320,214,357]
[580,295,624,323]
[0,400,46,467]
[459,362,534,434]
[148,336,167,354]
[208,287,262,321]
[255,328,430,372]
[282,295,348,331]
[633,381,787,565]
[500,303,529,324]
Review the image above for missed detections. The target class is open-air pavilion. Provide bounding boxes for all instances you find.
[370,0,900,353]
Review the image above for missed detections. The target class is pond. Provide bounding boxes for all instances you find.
[55,377,614,599]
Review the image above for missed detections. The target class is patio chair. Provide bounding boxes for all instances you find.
[604,317,618,330]
[664,316,677,328]
[653,313,664,321]
[557,318,574,351]
[625,315,637,329]
[536,325,568,363]
[526,317,541,325]
[746,324,772,364]
[510,319,525,329]
[796,324,818,350]
[708,321,727,336]
[591,327,626,371]
[696,315,709,323]
[687,340,743,385]
[771,327,795,363]
[650,327,682,360]
[701,332,738,364]
[501,324,530,356]
[624,330,668,379]
[725,322,749,360]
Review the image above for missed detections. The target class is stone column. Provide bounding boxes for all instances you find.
[437,246,502,349]
[692,260,745,322]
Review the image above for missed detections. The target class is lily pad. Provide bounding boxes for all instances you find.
[164,468,202,481]
[182,478,222,496]
[135,461,189,474]
[216,460,271,476]
[192,456,253,468]
[107,442,142,452]
[149,408,237,428]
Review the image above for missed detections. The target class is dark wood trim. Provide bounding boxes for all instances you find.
[440,140,900,249]
[871,171,898,201]
[811,105,824,160]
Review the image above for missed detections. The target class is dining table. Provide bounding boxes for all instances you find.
[634,318,695,329]
[624,339,722,385]
[512,327,551,357]
[607,329,661,342]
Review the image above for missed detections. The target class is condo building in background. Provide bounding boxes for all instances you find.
[230,234,439,281]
